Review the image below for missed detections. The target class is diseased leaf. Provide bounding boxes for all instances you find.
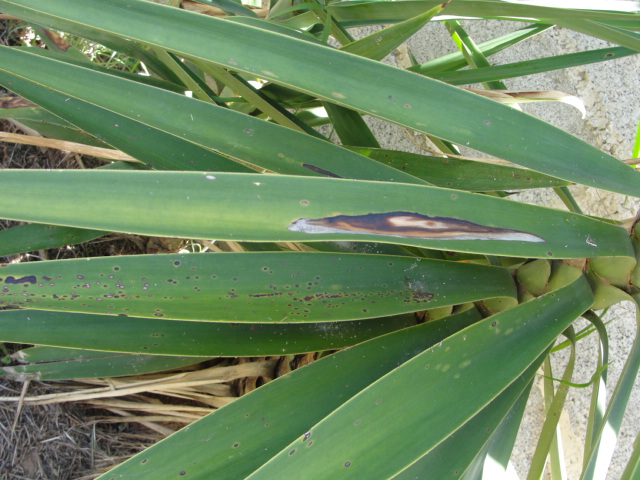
[0,252,516,322]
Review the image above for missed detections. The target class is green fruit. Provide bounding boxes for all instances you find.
[480,296,519,316]
[424,305,454,321]
[589,256,634,288]
[516,259,551,296]
[590,279,632,310]
[547,261,583,292]
[519,291,536,303]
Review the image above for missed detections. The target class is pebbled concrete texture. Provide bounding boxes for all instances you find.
[358,19,640,479]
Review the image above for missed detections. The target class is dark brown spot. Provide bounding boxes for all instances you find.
[302,163,343,178]
[4,276,37,285]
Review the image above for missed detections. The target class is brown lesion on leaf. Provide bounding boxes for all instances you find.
[0,96,37,109]
[2,275,37,285]
[288,211,544,242]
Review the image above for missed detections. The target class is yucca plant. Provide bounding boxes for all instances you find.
[0,0,639,478]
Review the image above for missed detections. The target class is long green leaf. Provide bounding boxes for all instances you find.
[0,69,248,172]
[581,296,640,480]
[240,276,594,479]
[328,1,640,26]
[0,46,423,183]
[2,349,209,381]
[554,19,640,52]
[620,430,640,480]
[0,309,416,356]
[95,308,483,479]
[425,47,637,85]
[0,252,516,322]
[527,328,576,480]
[463,376,534,480]
[0,170,633,259]
[1,0,639,195]
[351,147,571,191]
[0,94,110,146]
[0,223,106,257]
[396,357,538,480]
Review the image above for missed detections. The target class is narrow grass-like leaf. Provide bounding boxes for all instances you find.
[95,309,482,479]
[620,431,640,480]
[527,328,576,480]
[0,252,516,322]
[426,47,637,85]
[351,147,570,191]
[242,276,594,479]
[0,223,106,257]
[633,118,640,159]
[415,23,553,74]
[2,0,639,195]
[0,170,632,259]
[581,296,640,480]
[149,49,222,104]
[340,4,445,61]
[191,59,323,137]
[2,349,209,381]
[445,19,507,90]
[0,309,416,356]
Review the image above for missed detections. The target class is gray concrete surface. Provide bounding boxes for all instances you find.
[358,19,640,479]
